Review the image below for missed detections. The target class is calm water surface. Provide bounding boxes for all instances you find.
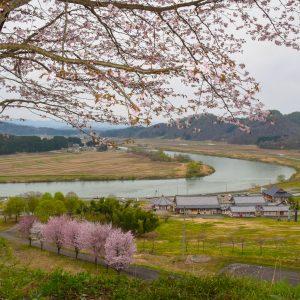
[0,152,295,198]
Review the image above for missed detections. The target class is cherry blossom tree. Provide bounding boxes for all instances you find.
[86,222,112,264]
[30,221,45,250]
[0,1,299,133]
[43,215,69,254]
[104,229,136,274]
[17,215,37,246]
[63,219,89,259]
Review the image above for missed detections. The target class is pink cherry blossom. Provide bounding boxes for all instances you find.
[17,215,38,246]
[43,215,69,254]
[30,221,45,250]
[85,222,112,264]
[63,219,90,259]
[105,229,136,273]
[0,1,298,133]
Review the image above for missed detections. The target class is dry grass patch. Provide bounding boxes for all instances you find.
[7,239,109,275]
[0,150,187,182]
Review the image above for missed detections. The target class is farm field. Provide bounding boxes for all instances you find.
[132,139,300,192]
[136,217,300,275]
[0,150,211,183]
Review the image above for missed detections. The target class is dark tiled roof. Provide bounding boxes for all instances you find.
[234,196,266,206]
[263,186,292,198]
[152,196,173,206]
[175,195,220,209]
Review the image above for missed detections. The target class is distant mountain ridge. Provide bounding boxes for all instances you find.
[102,110,300,149]
[0,121,127,136]
[0,122,77,136]
[1,111,299,149]
[9,120,127,131]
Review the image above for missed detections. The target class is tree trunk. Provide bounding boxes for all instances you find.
[29,238,32,247]
[94,256,98,265]
[75,249,79,259]
[57,247,61,255]
[151,238,155,254]
[40,242,44,251]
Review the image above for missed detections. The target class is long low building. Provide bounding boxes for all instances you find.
[233,196,267,207]
[261,206,290,217]
[175,195,221,215]
[230,206,256,217]
[173,189,292,218]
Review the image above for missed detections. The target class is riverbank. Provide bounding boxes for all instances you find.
[0,150,214,183]
[133,139,300,192]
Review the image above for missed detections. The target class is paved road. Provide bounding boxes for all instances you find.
[0,228,160,281]
[220,263,300,286]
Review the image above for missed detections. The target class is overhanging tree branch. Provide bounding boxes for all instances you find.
[0,43,180,74]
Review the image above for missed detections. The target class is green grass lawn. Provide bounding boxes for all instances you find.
[136,217,300,274]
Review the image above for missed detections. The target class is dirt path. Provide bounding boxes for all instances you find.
[0,228,160,281]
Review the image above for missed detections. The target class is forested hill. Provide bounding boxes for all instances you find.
[0,136,82,155]
[103,111,300,149]
[0,122,76,136]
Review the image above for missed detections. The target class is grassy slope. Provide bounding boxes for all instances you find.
[0,150,213,183]
[136,217,300,275]
[1,237,300,300]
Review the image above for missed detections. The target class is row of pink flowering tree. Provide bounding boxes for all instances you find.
[17,215,136,274]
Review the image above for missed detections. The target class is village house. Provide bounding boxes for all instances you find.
[172,186,293,218]
[152,196,174,211]
[262,186,292,203]
[233,196,267,207]
[229,206,256,218]
[175,195,221,215]
[261,205,290,218]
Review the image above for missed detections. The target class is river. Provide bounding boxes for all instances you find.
[0,152,295,198]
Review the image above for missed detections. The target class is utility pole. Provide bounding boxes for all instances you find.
[182,206,186,258]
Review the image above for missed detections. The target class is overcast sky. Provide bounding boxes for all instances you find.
[239,41,299,114]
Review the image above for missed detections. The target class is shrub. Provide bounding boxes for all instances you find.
[186,161,203,178]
